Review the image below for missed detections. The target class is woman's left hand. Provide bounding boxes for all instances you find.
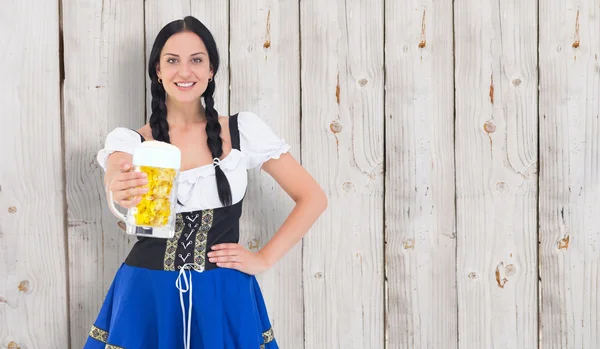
[207,243,272,275]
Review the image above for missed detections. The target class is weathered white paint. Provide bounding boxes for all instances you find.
[62,0,145,347]
[229,1,303,348]
[455,0,539,348]
[0,1,69,348]
[300,0,385,348]
[539,1,600,348]
[384,2,457,349]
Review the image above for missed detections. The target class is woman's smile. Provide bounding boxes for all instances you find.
[174,81,197,91]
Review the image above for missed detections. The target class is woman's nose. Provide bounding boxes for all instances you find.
[178,62,192,77]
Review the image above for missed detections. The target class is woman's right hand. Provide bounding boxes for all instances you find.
[108,161,149,209]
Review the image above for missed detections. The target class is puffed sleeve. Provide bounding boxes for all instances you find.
[238,111,291,169]
[96,127,143,171]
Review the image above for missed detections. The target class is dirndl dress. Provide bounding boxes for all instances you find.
[84,112,289,349]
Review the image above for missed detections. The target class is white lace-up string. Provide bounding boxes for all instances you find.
[175,263,203,349]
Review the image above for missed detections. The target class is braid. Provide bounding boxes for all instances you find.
[149,77,170,142]
[204,80,232,206]
[148,76,232,206]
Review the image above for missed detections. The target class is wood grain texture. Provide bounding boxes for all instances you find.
[539,1,600,348]
[229,1,302,347]
[0,1,69,348]
[300,0,385,347]
[384,1,456,348]
[190,1,229,115]
[454,1,538,348]
[62,0,145,347]
[7,2,600,348]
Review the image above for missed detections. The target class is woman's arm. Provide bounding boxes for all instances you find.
[256,152,328,267]
[209,152,327,273]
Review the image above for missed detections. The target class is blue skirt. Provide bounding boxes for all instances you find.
[83,263,278,349]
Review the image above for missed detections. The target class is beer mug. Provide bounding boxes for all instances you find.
[108,141,181,239]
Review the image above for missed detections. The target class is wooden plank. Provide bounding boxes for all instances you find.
[62,0,145,347]
[300,1,384,347]
[145,0,191,115]
[454,1,538,348]
[539,1,600,348]
[190,1,229,116]
[384,2,456,348]
[0,1,69,348]
[229,1,302,348]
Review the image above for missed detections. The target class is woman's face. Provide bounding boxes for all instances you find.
[156,31,213,103]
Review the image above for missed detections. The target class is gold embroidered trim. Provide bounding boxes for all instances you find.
[106,345,125,349]
[260,327,275,348]
[90,318,270,349]
[88,325,126,348]
[89,325,108,342]
[194,209,214,269]
[164,213,184,270]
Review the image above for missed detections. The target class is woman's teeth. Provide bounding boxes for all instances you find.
[175,82,195,87]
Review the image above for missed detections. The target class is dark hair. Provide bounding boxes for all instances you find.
[147,16,232,206]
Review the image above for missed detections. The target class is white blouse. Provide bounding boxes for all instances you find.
[96,111,290,213]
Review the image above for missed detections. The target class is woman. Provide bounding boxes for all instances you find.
[84,16,327,349]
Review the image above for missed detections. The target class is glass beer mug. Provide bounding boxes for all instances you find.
[108,141,181,239]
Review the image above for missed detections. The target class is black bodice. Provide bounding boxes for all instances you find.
[125,114,243,272]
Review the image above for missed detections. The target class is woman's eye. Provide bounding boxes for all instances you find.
[192,58,202,63]
[167,58,178,64]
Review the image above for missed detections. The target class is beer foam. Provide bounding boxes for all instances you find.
[133,141,181,169]
[138,140,178,149]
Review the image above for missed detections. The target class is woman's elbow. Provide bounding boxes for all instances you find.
[314,187,328,213]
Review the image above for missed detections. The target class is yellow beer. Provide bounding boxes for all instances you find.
[134,166,177,227]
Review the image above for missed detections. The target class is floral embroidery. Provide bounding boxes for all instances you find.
[164,213,184,270]
[260,327,275,348]
[106,345,125,349]
[88,325,126,348]
[89,325,108,342]
[194,209,214,270]
[263,327,275,342]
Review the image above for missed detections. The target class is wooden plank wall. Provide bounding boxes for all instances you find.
[0,1,69,348]
[455,1,539,348]
[2,1,600,348]
[300,0,384,348]
[62,1,145,348]
[385,1,456,348]
[229,1,303,348]
[539,1,600,348]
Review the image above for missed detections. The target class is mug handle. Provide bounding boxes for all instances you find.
[107,189,127,222]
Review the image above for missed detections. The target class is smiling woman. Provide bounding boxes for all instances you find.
[157,33,213,102]
[82,15,327,349]
[146,19,233,207]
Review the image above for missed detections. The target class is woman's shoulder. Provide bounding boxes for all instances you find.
[135,124,152,141]
[218,115,230,128]
[232,111,291,169]
[234,111,277,135]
